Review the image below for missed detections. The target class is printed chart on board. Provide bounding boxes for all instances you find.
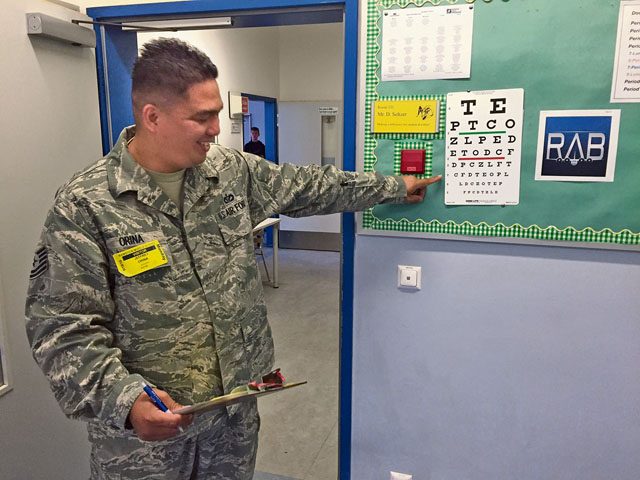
[445,89,524,206]
[381,4,474,82]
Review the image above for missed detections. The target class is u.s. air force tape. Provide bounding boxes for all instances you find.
[29,247,49,280]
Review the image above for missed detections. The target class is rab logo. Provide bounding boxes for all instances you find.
[540,113,615,178]
[118,234,144,247]
[223,193,235,204]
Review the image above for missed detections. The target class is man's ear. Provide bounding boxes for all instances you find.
[139,103,161,133]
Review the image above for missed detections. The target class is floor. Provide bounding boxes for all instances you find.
[253,248,340,480]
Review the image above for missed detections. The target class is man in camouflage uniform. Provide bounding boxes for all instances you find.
[25,38,441,479]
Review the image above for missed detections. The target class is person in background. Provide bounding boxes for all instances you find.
[25,37,441,480]
[243,126,266,158]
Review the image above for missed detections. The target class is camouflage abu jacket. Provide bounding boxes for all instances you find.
[25,126,406,434]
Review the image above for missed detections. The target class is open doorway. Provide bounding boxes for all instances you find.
[242,94,278,164]
[278,100,342,251]
[134,27,342,477]
[88,2,357,479]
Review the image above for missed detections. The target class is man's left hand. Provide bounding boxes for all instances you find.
[402,175,442,203]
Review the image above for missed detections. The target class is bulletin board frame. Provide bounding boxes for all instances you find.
[358,0,640,250]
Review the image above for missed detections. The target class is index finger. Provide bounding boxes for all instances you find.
[415,175,442,187]
[148,408,185,428]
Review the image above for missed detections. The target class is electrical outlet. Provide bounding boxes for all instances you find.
[390,471,413,480]
[397,265,421,290]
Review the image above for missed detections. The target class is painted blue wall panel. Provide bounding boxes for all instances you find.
[264,101,277,164]
[352,235,640,479]
[93,25,111,155]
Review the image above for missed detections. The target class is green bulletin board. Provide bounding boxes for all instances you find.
[362,0,640,247]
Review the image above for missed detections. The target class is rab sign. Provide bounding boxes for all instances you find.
[535,110,621,182]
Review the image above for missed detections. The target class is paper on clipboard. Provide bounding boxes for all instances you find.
[173,381,307,415]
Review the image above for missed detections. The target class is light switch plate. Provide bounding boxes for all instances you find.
[398,265,421,290]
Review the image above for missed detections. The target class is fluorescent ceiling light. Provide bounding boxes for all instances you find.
[121,17,232,32]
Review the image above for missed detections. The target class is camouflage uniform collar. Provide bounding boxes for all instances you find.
[107,127,182,218]
[195,155,219,180]
[108,126,148,197]
[107,127,220,218]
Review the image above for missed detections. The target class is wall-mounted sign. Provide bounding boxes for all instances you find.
[535,110,620,182]
[381,4,474,81]
[231,121,242,134]
[445,88,524,205]
[611,0,640,103]
[319,106,339,115]
[372,99,439,134]
[241,96,249,114]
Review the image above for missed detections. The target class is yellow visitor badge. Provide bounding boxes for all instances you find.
[113,240,168,277]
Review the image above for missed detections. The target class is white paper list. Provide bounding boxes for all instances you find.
[611,0,640,103]
[381,4,474,82]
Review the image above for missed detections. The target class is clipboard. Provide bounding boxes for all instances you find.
[173,381,307,415]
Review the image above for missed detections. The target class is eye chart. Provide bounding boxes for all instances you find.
[381,4,474,81]
[445,89,524,205]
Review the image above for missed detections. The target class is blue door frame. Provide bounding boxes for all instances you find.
[242,93,278,247]
[87,2,358,479]
[241,93,278,165]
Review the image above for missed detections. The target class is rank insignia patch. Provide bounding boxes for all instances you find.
[30,247,49,280]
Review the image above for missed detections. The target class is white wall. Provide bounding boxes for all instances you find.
[278,101,343,233]
[276,24,344,235]
[278,23,344,102]
[0,2,103,479]
[137,28,280,152]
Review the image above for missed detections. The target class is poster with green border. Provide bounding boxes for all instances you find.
[361,0,640,247]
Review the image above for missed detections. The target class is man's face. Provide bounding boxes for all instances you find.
[251,130,259,142]
[155,79,223,170]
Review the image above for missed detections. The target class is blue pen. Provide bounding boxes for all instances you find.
[143,384,185,433]
[143,384,169,412]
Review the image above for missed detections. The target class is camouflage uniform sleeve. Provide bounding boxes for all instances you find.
[240,153,408,221]
[25,195,145,431]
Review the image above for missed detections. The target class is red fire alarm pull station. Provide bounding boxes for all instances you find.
[400,149,425,174]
